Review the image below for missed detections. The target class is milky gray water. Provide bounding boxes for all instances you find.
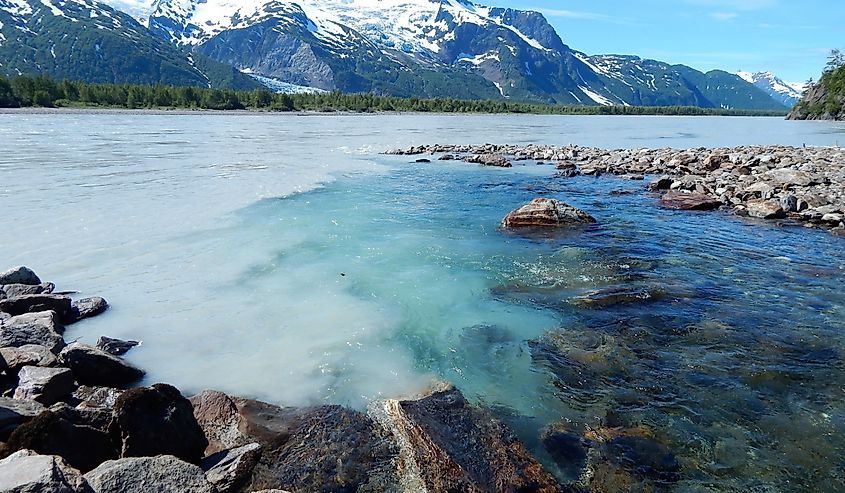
[3,112,845,490]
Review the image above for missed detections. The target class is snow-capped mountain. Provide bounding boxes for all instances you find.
[737,71,803,108]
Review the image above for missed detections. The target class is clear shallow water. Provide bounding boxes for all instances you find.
[3,112,845,490]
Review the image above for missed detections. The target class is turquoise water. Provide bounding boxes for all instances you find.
[3,113,845,490]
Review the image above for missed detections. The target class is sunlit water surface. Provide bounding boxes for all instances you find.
[3,113,845,490]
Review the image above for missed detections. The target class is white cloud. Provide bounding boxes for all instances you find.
[710,12,739,21]
[527,7,611,21]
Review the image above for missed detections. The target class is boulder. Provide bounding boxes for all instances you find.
[1,283,55,298]
[95,337,139,356]
[0,397,45,440]
[659,191,722,211]
[58,343,144,387]
[746,199,786,219]
[371,384,561,492]
[111,384,207,464]
[0,449,88,493]
[84,455,216,493]
[647,176,673,190]
[2,406,119,472]
[765,168,816,187]
[0,312,65,354]
[13,367,75,406]
[0,345,59,373]
[190,391,400,492]
[465,153,512,167]
[501,198,596,228]
[201,443,261,493]
[71,386,125,410]
[0,267,41,286]
[0,295,73,323]
[69,298,108,323]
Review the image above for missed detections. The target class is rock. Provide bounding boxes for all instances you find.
[0,345,59,373]
[414,158,431,163]
[542,431,590,478]
[438,154,455,161]
[201,443,261,493]
[13,367,75,406]
[780,194,799,213]
[69,298,108,323]
[765,168,816,187]
[0,312,65,354]
[465,153,512,167]
[1,283,55,298]
[573,285,666,308]
[659,191,722,211]
[0,295,73,323]
[0,267,41,286]
[648,176,673,190]
[95,337,139,356]
[2,407,119,472]
[501,198,596,228]
[371,384,561,492]
[821,212,844,225]
[0,397,45,440]
[84,455,216,493]
[112,384,207,464]
[746,199,786,219]
[0,449,88,493]
[607,435,680,482]
[191,390,400,492]
[58,343,144,388]
[71,386,125,410]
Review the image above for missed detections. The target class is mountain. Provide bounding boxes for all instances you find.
[0,0,258,89]
[788,64,845,120]
[142,0,785,109]
[737,71,803,108]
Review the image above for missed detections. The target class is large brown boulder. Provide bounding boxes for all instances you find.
[111,384,207,464]
[502,198,596,228]
[659,191,722,211]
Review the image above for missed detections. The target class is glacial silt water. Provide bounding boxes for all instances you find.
[2,112,845,490]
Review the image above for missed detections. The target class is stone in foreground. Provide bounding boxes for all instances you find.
[84,455,216,493]
[0,449,88,493]
[746,199,787,219]
[0,312,65,353]
[112,384,207,463]
[0,295,73,322]
[502,198,596,228]
[0,397,45,440]
[13,366,75,405]
[201,442,261,493]
[0,267,41,286]
[0,345,59,372]
[58,343,144,387]
[659,191,723,211]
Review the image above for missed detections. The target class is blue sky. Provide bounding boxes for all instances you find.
[507,0,843,83]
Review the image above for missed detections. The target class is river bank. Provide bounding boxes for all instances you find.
[387,143,845,234]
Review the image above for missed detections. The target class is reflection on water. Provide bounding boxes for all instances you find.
[2,113,845,490]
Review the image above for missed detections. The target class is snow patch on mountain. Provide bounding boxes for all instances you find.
[737,70,803,107]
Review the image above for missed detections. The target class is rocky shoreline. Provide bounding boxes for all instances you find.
[387,143,845,235]
[3,265,691,492]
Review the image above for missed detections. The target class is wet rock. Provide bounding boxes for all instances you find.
[542,431,590,478]
[69,297,108,323]
[201,442,261,493]
[191,390,400,492]
[414,158,431,163]
[58,343,144,388]
[0,397,45,440]
[0,345,59,372]
[465,153,512,167]
[71,386,125,410]
[84,455,216,493]
[112,384,207,464]
[371,384,561,493]
[1,283,55,298]
[502,198,596,228]
[573,285,666,308]
[2,406,119,472]
[607,435,680,482]
[0,267,41,286]
[648,176,674,190]
[659,191,722,211]
[95,337,139,356]
[0,312,65,354]
[13,366,75,406]
[746,199,786,219]
[438,154,455,161]
[0,295,73,322]
[0,449,88,493]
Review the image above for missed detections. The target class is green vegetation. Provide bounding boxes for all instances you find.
[0,74,788,116]
[791,49,845,119]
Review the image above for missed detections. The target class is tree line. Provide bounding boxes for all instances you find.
[0,74,788,117]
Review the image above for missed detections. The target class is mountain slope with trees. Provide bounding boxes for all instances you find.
[788,50,845,120]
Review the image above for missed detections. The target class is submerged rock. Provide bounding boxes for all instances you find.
[95,337,139,356]
[0,267,41,286]
[502,198,596,228]
[659,191,722,211]
[0,312,65,354]
[58,343,144,388]
[112,384,207,464]
[85,455,216,493]
[0,449,88,493]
